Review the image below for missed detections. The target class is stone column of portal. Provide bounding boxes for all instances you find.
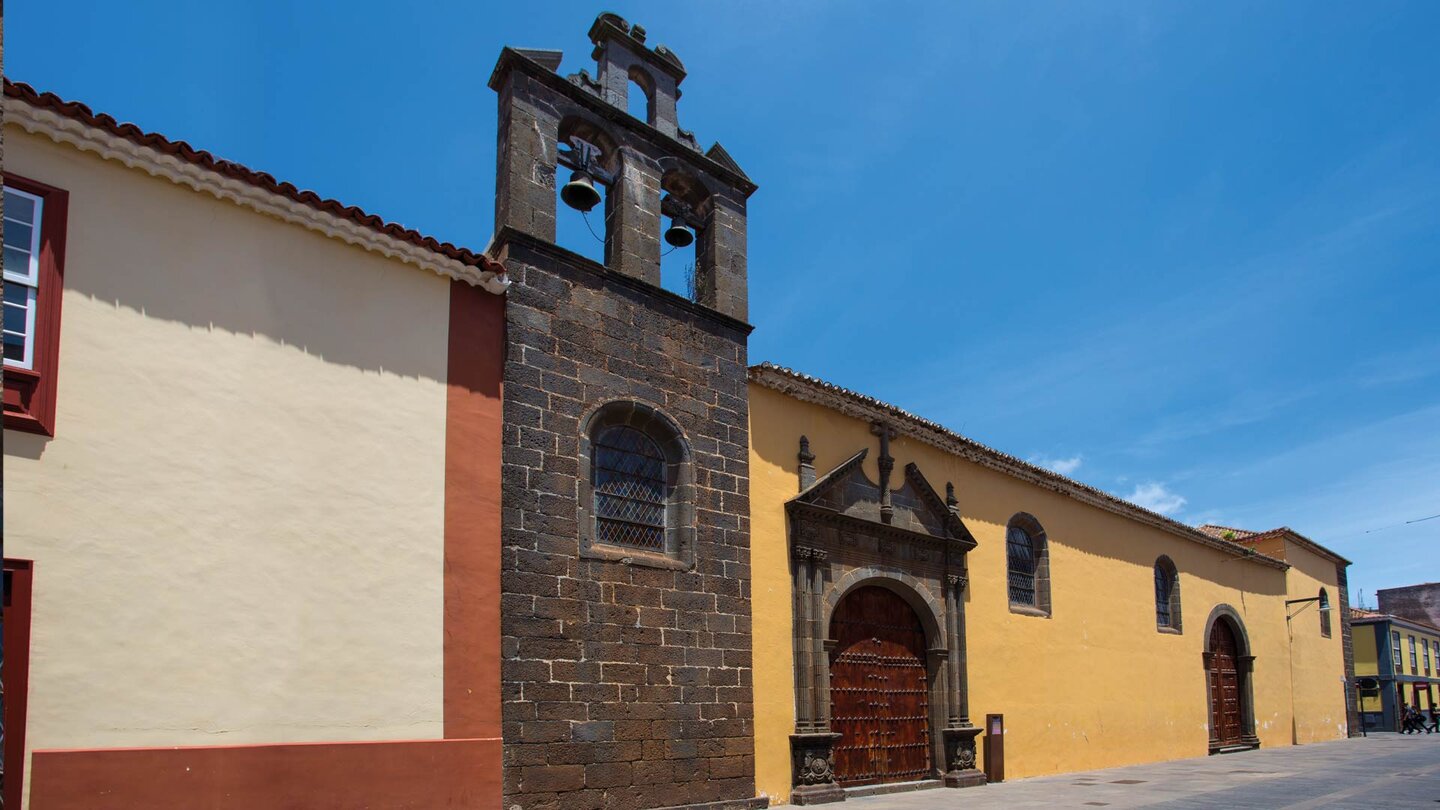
[790,544,843,805]
[811,549,831,730]
[793,546,814,732]
[1239,655,1260,746]
[946,578,962,726]
[943,573,986,789]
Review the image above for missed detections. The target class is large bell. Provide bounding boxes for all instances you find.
[561,170,602,212]
[663,219,695,248]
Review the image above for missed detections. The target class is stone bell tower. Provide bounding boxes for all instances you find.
[492,12,753,319]
[488,14,762,810]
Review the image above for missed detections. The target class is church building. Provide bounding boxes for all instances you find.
[747,365,1354,803]
[1,13,1355,810]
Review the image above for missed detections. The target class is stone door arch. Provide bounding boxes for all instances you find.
[1202,605,1260,752]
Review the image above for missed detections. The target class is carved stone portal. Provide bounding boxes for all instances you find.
[787,430,985,801]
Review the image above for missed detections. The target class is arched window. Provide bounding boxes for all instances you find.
[579,401,694,569]
[593,425,666,549]
[1006,513,1051,616]
[1319,588,1331,638]
[1154,556,1181,632]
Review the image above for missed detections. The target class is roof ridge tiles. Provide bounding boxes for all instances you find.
[749,361,1291,570]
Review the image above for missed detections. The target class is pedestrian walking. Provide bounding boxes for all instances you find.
[1427,707,1439,734]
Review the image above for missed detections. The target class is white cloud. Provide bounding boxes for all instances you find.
[1126,482,1187,516]
[1030,454,1083,476]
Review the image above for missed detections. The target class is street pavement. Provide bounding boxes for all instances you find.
[844,733,1440,809]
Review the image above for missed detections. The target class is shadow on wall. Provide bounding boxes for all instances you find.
[3,141,473,460]
[6,430,47,460]
[54,137,456,375]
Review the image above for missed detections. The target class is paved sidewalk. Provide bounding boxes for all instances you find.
[845,734,1440,809]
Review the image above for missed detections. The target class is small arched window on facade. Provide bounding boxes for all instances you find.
[579,401,695,569]
[1006,513,1051,616]
[1319,588,1331,638]
[1154,556,1181,632]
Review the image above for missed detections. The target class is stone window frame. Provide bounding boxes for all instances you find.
[1154,555,1182,634]
[577,400,695,570]
[1005,512,1051,618]
[1318,588,1332,638]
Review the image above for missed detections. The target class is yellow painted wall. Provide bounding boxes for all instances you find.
[1354,624,1378,677]
[1397,627,1440,678]
[1273,541,1348,743]
[4,130,453,763]
[749,383,1348,803]
[1395,625,1440,712]
[1354,627,1381,712]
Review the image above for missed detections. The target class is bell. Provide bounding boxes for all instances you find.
[663,219,695,248]
[561,170,602,212]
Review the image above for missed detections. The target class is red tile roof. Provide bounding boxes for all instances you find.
[749,362,1292,569]
[4,79,505,279]
[1199,524,1351,566]
[1197,524,1258,540]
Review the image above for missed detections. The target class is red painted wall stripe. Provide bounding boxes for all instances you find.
[444,280,505,746]
[29,738,501,809]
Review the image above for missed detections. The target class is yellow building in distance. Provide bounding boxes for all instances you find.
[1351,608,1440,731]
[747,363,1353,805]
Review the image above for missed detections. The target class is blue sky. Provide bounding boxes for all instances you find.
[11,2,1438,602]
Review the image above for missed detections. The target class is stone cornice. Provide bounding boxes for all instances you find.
[493,226,754,336]
[5,96,510,293]
[752,363,1289,572]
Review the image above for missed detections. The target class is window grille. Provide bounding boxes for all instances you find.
[1155,560,1175,628]
[592,424,667,550]
[1006,525,1037,606]
[1319,589,1331,638]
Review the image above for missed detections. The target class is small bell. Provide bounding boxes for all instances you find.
[561,170,602,212]
[663,219,695,248]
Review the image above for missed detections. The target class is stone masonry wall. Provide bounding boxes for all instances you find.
[1337,565,1359,736]
[496,231,756,810]
[1377,583,1440,629]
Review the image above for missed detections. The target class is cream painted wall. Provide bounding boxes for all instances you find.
[749,383,1346,804]
[4,131,452,755]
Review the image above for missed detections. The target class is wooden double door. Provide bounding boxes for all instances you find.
[829,586,932,786]
[1208,618,1243,745]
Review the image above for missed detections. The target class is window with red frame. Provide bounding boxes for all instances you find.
[3,174,68,436]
